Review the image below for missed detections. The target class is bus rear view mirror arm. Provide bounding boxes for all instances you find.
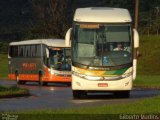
[65,28,72,47]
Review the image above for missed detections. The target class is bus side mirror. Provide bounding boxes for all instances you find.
[45,48,50,67]
[46,48,49,58]
[65,28,72,47]
[133,29,139,48]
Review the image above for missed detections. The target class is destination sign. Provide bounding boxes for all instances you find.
[80,24,99,29]
[52,48,61,50]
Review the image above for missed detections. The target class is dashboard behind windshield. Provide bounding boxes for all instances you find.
[49,47,71,71]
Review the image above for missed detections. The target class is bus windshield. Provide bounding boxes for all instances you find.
[73,23,132,67]
[49,47,71,71]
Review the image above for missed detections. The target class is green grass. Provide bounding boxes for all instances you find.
[134,75,160,88]
[0,54,8,79]
[0,85,29,98]
[134,35,160,88]
[137,35,160,75]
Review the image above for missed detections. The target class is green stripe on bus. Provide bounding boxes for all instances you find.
[104,68,128,75]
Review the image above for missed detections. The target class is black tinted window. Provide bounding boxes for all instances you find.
[9,45,42,57]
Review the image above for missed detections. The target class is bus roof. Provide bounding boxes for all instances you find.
[74,7,132,23]
[9,39,70,47]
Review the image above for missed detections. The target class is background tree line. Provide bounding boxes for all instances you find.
[0,0,159,53]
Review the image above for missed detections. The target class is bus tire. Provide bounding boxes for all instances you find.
[43,82,48,86]
[72,90,87,99]
[114,91,130,98]
[67,83,71,87]
[15,73,25,85]
[73,90,80,99]
[39,71,44,86]
[39,76,43,86]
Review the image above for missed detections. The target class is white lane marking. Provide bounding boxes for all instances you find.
[71,100,104,104]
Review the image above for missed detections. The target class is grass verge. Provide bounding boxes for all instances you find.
[134,75,160,89]
[0,54,8,79]
[137,35,160,75]
[0,85,29,98]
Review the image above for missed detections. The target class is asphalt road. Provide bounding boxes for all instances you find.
[0,80,160,112]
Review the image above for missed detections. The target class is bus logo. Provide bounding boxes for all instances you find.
[22,63,36,70]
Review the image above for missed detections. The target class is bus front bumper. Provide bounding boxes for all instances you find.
[72,75,133,91]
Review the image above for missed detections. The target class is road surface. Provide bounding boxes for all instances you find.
[0,80,159,112]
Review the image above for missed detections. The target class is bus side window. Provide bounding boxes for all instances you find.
[18,46,24,57]
[30,45,36,57]
[9,46,18,57]
[36,45,41,57]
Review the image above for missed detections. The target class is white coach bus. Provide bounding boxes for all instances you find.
[65,7,139,98]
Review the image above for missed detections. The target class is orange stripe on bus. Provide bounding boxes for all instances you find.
[8,74,16,80]
[8,74,39,81]
[8,73,71,82]
[42,75,71,82]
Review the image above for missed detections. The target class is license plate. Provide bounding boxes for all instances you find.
[98,83,108,87]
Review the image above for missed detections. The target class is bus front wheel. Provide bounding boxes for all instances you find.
[114,91,130,98]
[39,75,44,86]
[15,74,25,85]
[15,74,20,84]
[39,72,47,86]
[72,90,87,99]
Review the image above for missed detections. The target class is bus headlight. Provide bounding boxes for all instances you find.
[73,71,132,81]
[73,71,86,78]
[85,76,103,81]
[121,72,132,78]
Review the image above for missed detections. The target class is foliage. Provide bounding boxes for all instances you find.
[137,35,160,75]
[0,54,8,79]
[139,0,160,35]
[0,0,160,42]
[0,42,8,54]
[134,75,160,88]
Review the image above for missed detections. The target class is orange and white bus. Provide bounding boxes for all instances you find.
[8,39,71,86]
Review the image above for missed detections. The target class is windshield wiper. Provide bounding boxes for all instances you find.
[72,62,90,69]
